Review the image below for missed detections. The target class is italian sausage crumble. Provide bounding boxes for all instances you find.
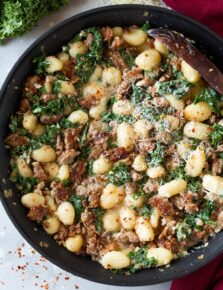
[5,23,223,273]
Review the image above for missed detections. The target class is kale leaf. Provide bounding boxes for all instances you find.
[156,79,192,99]
[108,163,132,186]
[10,174,38,194]
[176,200,216,241]
[91,208,105,232]
[119,48,135,68]
[128,247,157,273]
[210,124,223,148]
[75,28,103,85]
[33,56,50,75]
[69,195,85,222]
[101,111,135,124]
[0,0,70,42]
[194,88,222,114]
[131,84,152,105]
[147,143,165,167]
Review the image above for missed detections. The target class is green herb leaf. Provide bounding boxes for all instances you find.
[156,79,192,99]
[33,56,49,75]
[128,247,157,273]
[147,143,165,166]
[91,208,105,232]
[108,163,132,186]
[210,124,223,147]
[131,84,152,105]
[194,88,221,113]
[120,48,135,68]
[101,112,135,124]
[69,195,85,222]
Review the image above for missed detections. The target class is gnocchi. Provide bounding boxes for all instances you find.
[45,56,63,73]
[183,121,211,140]
[101,251,130,269]
[135,49,161,71]
[65,235,84,252]
[135,217,155,242]
[181,60,201,83]
[184,102,212,121]
[123,29,147,46]
[102,67,122,86]
[56,201,75,225]
[92,155,113,175]
[100,184,125,209]
[117,122,135,151]
[32,145,56,163]
[158,179,187,198]
[112,99,133,116]
[147,247,173,266]
[186,146,206,177]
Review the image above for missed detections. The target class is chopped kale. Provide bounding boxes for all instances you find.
[9,115,29,136]
[156,79,192,99]
[32,98,64,116]
[210,124,223,148]
[69,195,85,222]
[167,164,202,192]
[108,138,117,149]
[194,88,221,114]
[10,174,38,194]
[176,221,192,241]
[0,0,71,42]
[101,111,135,124]
[128,247,157,273]
[120,48,135,68]
[139,205,153,218]
[176,200,216,241]
[52,81,62,94]
[131,84,152,105]
[107,96,117,108]
[140,21,150,33]
[139,106,162,122]
[108,163,132,186]
[91,208,105,232]
[33,56,50,75]
[75,28,104,85]
[79,124,89,146]
[147,143,165,166]
[87,160,94,176]
[59,118,73,129]
[32,96,79,117]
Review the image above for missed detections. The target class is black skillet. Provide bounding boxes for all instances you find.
[0,5,223,286]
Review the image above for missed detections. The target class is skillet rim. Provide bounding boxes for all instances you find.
[0,4,223,286]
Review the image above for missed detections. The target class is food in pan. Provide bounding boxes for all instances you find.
[5,23,223,273]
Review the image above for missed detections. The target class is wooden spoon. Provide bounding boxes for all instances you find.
[148,28,223,95]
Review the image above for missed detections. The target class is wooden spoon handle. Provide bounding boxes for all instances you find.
[148,28,223,95]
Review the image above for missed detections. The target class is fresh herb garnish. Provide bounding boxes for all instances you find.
[52,81,62,94]
[108,163,132,186]
[141,21,150,33]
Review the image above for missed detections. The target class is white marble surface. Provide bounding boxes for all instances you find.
[0,0,171,289]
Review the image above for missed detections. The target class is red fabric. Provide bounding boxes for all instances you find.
[164,1,223,287]
[163,0,223,37]
[171,253,223,290]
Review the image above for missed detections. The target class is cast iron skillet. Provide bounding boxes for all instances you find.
[0,5,223,286]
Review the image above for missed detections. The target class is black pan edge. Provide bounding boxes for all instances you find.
[0,4,223,286]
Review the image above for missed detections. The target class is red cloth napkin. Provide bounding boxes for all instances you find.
[162,2,223,289]
[163,0,223,38]
[171,253,223,290]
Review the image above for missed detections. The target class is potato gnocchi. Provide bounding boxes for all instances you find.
[5,23,223,274]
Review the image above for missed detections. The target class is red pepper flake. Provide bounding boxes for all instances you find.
[35,275,39,279]
[64,276,70,280]
[75,284,79,289]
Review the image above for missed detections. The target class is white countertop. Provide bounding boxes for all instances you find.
[0,1,170,289]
